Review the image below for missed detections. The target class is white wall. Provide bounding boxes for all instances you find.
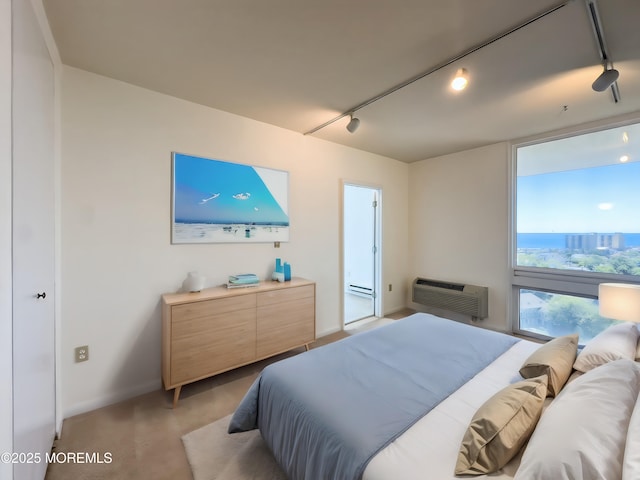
[0,1,13,478]
[60,66,409,416]
[408,143,510,331]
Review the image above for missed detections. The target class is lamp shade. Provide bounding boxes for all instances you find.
[599,283,640,322]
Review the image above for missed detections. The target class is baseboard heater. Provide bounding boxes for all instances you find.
[348,284,373,296]
[412,277,488,319]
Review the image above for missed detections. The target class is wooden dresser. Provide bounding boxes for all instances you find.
[162,277,315,407]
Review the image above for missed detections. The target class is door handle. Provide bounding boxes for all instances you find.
[36,292,46,299]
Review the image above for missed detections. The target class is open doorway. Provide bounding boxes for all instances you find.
[343,183,382,325]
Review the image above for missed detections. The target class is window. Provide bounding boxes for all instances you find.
[512,120,640,340]
[518,289,619,343]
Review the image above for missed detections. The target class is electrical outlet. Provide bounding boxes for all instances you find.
[75,345,89,363]
[388,284,393,292]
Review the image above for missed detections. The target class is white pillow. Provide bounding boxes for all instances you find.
[514,359,640,480]
[623,392,640,479]
[573,322,639,372]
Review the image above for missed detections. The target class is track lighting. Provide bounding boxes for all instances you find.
[592,67,619,92]
[346,115,360,133]
[451,68,469,91]
[587,0,620,101]
[303,1,573,136]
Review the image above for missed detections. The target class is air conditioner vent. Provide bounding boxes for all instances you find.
[412,277,488,319]
[415,278,464,291]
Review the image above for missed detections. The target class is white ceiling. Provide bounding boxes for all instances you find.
[42,0,640,163]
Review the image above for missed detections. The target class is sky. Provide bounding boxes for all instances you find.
[172,153,289,225]
[517,161,640,233]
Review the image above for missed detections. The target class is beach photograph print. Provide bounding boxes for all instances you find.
[172,153,289,243]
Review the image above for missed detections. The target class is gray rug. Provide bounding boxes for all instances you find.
[182,414,287,480]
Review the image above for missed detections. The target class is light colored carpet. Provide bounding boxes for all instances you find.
[182,414,287,480]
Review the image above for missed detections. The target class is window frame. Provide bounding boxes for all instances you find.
[509,116,640,340]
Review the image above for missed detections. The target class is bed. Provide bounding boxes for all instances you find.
[229,312,640,480]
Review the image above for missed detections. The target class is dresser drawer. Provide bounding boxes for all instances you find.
[171,307,256,384]
[172,294,256,321]
[257,294,315,358]
[257,284,314,307]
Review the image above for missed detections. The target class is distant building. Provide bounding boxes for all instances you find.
[566,233,596,251]
[565,233,625,251]
[598,233,625,249]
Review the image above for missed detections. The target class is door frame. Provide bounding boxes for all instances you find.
[28,0,63,437]
[340,180,382,324]
[1,1,14,477]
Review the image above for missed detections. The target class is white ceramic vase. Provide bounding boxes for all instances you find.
[184,271,205,292]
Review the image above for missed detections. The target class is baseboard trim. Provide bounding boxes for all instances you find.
[316,325,342,338]
[383,306,414,317]
[62,379,162,422]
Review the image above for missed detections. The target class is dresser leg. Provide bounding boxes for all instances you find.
[172,386,182,408]
[304,343,310,351]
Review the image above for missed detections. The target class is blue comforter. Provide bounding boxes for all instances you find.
[229,313,518,480]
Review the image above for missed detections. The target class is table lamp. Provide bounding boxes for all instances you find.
[599,283,640,322]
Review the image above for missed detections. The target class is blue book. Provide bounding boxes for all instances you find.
[228,274,259,285]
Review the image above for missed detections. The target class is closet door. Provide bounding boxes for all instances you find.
[12,0,56,477]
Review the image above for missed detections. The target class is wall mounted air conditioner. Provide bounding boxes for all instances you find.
[412,277,488,319]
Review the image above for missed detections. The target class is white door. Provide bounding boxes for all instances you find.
[343,184,381,324]
[12,0,56,477]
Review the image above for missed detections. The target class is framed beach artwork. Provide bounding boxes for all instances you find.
[171,152,290,244]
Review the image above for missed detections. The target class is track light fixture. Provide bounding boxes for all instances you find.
[346,115,360,133]
[592,66,619,92]
[587,0,620,101]
[451,68,469,91]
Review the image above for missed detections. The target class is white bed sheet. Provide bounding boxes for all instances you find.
[364,338,542,480]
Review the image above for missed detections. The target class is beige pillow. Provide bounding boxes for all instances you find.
[519,334,578,397]
[455,375,548,475]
